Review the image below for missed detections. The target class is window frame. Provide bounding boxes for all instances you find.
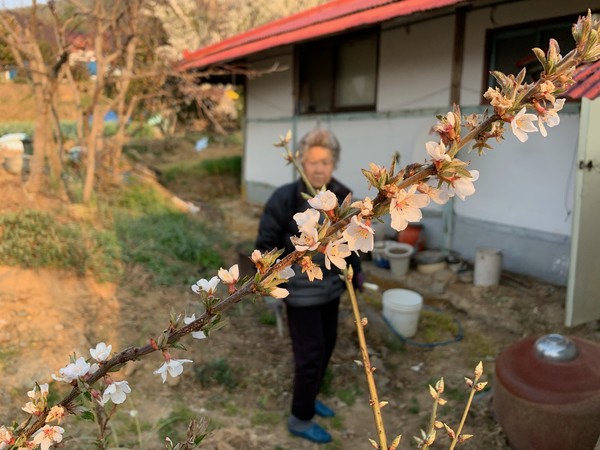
[294,28,380,115]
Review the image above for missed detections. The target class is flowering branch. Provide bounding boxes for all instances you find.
[1,10,598,450]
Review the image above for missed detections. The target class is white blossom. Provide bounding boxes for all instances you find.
[325,239,351,270]
[538,99,565,137]
[293,208,320,233]
[308,190,338,211]
[154,358,193,383]
[100,381,131,405]
[191,276,220,296]
[511,107,538,142]
[52,357,91,383]
[90,342,112,362]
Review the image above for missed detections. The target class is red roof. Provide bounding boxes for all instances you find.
[179,0,465,70]
[567,60,600,100]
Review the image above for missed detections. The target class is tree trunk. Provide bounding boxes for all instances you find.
[25,89,53,194]
[82,109,104,203]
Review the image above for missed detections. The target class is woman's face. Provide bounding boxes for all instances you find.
[302,146,335,190]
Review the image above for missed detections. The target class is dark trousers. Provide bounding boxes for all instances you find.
[286,297,340,421]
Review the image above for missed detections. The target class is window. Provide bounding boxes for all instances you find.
[297,30,378,114]
[485,15,579,93]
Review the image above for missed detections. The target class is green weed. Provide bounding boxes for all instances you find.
[319,368,334,396]
[408,396,420,414]
[156,403,196,444]
[114,210,223,286]
[161,155,242,184]
[250,411,281,426]
[193,358,238,392]
[330,415,345,431]
[336,385,361,407]
[417,309,459,343]
[259,311,277,326]
[113,181,174,215]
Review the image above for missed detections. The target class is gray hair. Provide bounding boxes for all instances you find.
[296,129,341,165]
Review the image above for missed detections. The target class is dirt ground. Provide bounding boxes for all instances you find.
[0,147,599,450]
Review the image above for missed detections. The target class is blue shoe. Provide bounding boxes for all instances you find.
[288,422,332,444]
[315,399,335,417]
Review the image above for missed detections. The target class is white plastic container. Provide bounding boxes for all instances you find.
[383,242,414,278]
[474,247,502,286]
[1,140,24,175]
[382,288,423,338]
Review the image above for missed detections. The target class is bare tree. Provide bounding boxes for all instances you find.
[0,1,68,195]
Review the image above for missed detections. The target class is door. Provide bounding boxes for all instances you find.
[566,98,600,326]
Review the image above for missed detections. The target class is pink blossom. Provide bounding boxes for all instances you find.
[218,264,239,285]
[389,185,430,231]
[269,286,289,299]
[32,425,64,450]
[300,256,323,281]
[448,170,479,200]
[325,239,351,270]
[342,216,374,253]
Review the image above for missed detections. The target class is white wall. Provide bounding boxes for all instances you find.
[378,16,454,111]
[455,114,579,235]
[246,49,294,119]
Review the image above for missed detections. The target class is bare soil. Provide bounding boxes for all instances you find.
[0,145,599,450]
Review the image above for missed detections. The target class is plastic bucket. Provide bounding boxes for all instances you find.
[1,140,24,175]
[382,288,423,337]
[384,242,414,278]
[474,247,502,286]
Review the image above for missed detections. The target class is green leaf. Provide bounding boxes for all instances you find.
[532,47,547,69]
[80,410,96,422]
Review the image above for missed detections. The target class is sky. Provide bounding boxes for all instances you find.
[1,0,47,9]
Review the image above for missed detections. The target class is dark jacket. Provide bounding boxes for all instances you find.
[255,178,361,307]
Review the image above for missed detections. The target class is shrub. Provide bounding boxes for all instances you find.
[0,210,122,281]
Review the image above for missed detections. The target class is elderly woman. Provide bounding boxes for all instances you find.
[255,128,362,444]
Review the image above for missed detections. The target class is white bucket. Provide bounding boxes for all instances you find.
[384,242,414,278]
[382,288,423,338]
[1,140,24,175]
[474,247,502,286]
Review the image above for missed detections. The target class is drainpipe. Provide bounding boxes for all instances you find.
[443,6,468,255]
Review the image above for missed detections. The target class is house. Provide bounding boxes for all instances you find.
[180,0,600,325]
